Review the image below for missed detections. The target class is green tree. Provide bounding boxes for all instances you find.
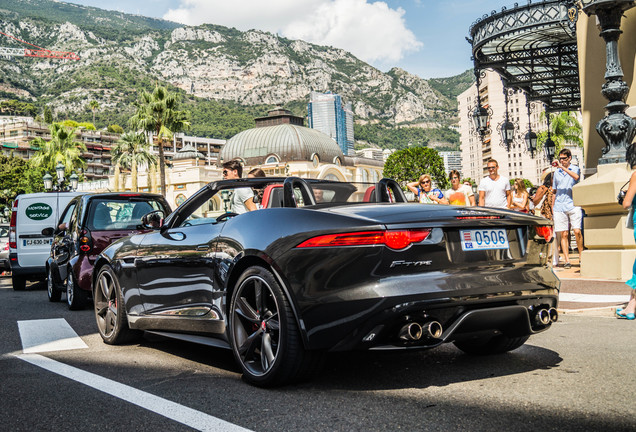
[88,100,100,126]
[129,86,190,195]
[383,147,448,190]
[107,124,124,134]
[112,131,157,192]
[29,123,87,183]
[43,106,53,124]
[537,111,583,155]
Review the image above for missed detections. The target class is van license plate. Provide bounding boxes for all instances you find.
[24,239,52,246]
[460,229,509,251]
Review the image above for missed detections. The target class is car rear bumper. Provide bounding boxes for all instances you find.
[292,265,560,351]
[9,254,46,279]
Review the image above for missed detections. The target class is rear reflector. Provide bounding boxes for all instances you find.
[535,226,553,241]
[296,229,432,250]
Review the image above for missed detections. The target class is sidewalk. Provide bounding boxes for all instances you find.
[554,253,631,316]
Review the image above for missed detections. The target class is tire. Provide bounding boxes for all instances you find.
[229,266,320,387]
[454,335,529,355]
[93,265,140,345]
[47,266,62,302]
[66,270,88,310]
[12,275,26,291]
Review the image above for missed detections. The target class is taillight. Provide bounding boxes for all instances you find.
[9,199,17,249]
[79,229,92,253]
[296,229,432,250]
[535,226,553,241]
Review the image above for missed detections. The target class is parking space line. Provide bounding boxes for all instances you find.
[17,318,88,353]
[17,353,252,432]
[559,293,629,303]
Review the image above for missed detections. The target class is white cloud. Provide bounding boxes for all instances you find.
[163,0,422,65]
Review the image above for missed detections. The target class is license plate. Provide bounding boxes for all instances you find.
[23,239,52,246]
[460,229,509,251]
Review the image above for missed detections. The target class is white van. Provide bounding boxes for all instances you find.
[9,192,82,290]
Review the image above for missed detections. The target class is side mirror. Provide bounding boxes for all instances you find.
[41,227,55,236]
[142,210,164,229]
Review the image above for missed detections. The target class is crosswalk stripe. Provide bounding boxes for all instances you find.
[17,318,88,353]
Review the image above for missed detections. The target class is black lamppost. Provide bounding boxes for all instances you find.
[43,163,78,191]
[582,0,636,164]
[524,100,537,158]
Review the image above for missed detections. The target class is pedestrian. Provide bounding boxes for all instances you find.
[617,144,636,320]
[443,170,475,206]
[533,170,559,267]
[552,149,584,269]
[222,160,257,213]
[407,174,444,204]
[247,167,266,209]
[509,178,529,212]
[477,159,511,209]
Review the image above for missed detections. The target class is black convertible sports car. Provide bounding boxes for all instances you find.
[92,177,559,387]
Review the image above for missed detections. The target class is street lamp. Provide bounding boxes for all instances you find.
[55,162,65,186]
[545,136,556,162]
[525,131,538,157]
[69,173,79,191]
[43,173,53,191]
[472,105,489,132]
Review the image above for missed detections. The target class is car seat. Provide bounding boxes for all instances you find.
[92,202,112,230]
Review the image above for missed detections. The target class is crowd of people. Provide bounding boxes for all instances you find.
[408,152,584,270]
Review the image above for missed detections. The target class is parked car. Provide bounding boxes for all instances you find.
[0,224,9,272]
[92,177,559,387]
[9,192,82,290]
[45,192,171,310]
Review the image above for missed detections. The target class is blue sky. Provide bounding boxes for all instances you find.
[66,0,498,79]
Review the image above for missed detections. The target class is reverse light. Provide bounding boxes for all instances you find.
[535,226,553,242]
[296,229,432,250]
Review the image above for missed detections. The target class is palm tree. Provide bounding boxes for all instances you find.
[111,132,157,192]
[537,111,583,154]
[30,123,87,182]
[129,86,190,196]
[88,100,99,127]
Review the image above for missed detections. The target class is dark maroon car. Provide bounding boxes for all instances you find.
[44,192,170,310]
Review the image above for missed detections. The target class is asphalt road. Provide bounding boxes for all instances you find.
[1,276,635,432]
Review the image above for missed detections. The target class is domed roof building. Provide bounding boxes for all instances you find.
[221,123,344,167]
[220,108,383,182]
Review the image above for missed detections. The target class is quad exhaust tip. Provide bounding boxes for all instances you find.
[399,321,443,341]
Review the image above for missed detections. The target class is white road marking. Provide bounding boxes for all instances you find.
[17,354,252,432]
[17,318,88,353]
[16,320,252,432]
[559,293,630,303]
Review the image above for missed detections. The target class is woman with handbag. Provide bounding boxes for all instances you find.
[617,144,636,320]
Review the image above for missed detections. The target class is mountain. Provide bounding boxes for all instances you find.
[0,0,473,146]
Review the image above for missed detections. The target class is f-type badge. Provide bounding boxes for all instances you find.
[390,260,432,268]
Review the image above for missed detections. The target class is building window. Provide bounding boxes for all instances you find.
[311,153,320,168]
[265,154,279,164]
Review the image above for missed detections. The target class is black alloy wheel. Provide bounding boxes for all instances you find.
[93,265,139,344]
[229,266,318,387]
[454,335,529,355]
[66,270,87,310]
[47,266,62,302]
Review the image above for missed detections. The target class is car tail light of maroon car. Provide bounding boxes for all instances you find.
[9,199,17,249]
[79,229,92,253]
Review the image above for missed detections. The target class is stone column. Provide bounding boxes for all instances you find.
[575,1,636,280]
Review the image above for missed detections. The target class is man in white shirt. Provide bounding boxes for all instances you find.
[222,160,257,214]
[478,159,511,209]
